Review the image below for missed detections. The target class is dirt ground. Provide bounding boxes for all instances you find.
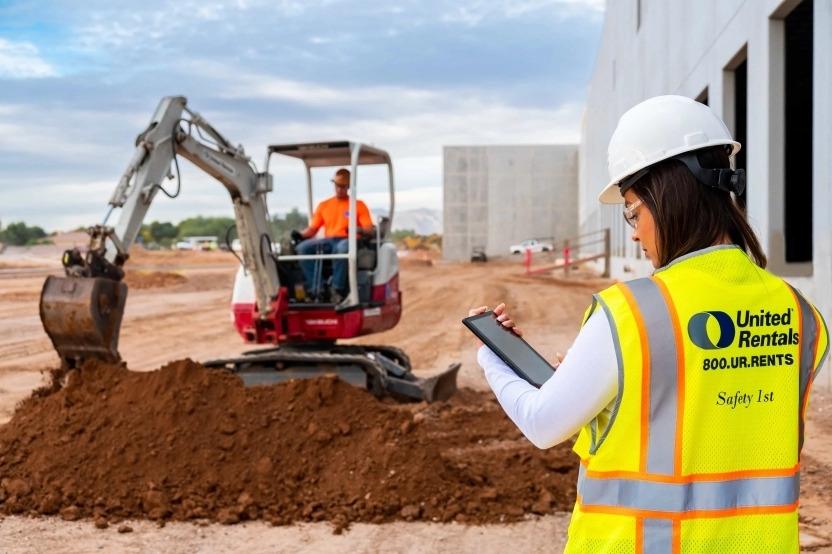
[0,244,830,552]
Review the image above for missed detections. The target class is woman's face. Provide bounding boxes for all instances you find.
[623,189,660,268]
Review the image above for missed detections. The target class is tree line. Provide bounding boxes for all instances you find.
[0,221,50,246]
[0,212,434,250]
[139,208,309,248]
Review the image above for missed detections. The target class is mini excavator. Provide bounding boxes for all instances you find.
[39,96,459,402]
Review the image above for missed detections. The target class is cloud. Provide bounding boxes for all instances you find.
[362,186,443,212]
[0,66,581,232]
[0,0,601,231]
[205,65,437,109]
[211,71,583,152]
[194,3,226,20]
[220,78,581,225]
[0,38,57,79]
[441,0,604,26]
[68,0,337,53]
[0,102,147,161]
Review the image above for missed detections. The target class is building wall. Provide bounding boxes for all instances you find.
[443,145,578,261]
[580,0,832,386]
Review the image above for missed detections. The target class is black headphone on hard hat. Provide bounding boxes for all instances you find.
[619,150,746,197]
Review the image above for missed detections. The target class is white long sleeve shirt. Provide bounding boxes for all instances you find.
[477,309,618,449]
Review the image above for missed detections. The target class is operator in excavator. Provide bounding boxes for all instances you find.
[292,168,375,303]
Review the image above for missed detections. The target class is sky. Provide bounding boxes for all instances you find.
[0,0,604,231]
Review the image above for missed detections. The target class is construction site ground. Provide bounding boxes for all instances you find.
[0,240,830,553]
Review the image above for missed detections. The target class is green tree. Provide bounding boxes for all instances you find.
[269,208,309,240]
[150,221,178,241]
[0,221,48,246]
[177,216,235,239]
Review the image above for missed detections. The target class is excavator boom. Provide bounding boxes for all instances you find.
[41,96,279,368]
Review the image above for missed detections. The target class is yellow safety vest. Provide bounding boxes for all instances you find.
[565,246,829,554]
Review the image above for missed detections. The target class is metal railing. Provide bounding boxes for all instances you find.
[523,228,611,278]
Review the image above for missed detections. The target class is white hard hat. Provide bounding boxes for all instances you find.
[599,95,741,204]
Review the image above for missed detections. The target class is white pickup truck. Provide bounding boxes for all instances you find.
[510,239,553,255]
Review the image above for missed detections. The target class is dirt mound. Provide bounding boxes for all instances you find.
[0,360,577,529]
[124,271,187,289]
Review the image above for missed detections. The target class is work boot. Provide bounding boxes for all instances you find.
[329,287,345,305]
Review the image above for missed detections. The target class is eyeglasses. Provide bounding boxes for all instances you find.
[623,199,643,229]
[331,179,349,189]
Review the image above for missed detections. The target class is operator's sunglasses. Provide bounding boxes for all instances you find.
[331,179,349,189]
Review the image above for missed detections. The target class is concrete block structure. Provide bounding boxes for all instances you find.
[580,0,832,386]
[443,145,578,261]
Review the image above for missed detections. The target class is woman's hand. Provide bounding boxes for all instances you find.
[468,305,489,318]
[466,304,522,334]
[468,303,523,336]
[493,302,522,336]
[468,305,488,347]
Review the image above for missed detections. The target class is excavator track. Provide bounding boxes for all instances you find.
[204,346,457,403]
[331,344,412,370]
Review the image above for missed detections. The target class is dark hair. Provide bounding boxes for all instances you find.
[335,168,351,178]
[629,146,767,268]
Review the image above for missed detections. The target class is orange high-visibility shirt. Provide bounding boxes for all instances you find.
[310,196,373,238]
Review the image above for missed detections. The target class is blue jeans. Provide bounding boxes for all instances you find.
[297,237,349,294]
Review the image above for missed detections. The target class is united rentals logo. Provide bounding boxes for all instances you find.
[689,308,799,370]
[687,309,799,350]
[687,311,735,350]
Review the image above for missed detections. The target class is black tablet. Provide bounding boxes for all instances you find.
[463,311,555,388]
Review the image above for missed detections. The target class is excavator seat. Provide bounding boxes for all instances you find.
[279,229,382,305]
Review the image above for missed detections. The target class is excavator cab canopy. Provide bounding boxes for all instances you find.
[267,141,391,167]
[264,140,394,227]
[264,141,395,308]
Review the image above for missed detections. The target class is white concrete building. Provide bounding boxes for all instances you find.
[580,0,831,386]
[443,145,578,261]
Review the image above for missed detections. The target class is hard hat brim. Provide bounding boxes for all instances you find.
[598,140,741,204]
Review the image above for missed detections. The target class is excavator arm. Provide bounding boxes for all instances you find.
[40,96,280,368]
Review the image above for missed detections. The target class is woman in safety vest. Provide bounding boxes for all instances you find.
[471,95,829,553]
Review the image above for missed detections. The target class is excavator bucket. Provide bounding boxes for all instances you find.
[39,276,128,368]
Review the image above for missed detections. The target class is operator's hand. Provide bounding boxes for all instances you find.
[290,230,304,244]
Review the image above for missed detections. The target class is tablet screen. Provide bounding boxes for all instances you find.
[463,311,555,387]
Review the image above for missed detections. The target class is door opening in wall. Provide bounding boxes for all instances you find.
[783,0,813,263]
[734,59,748,210]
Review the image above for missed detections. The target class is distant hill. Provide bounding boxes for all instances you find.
[372,208,442,235]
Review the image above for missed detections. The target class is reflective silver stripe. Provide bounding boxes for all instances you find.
[589,294,624,454]
[578,472,799,513]
[623,279,678,475]
[791,287,818,401]
[644,518,672,553]
[789,285,818,453]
